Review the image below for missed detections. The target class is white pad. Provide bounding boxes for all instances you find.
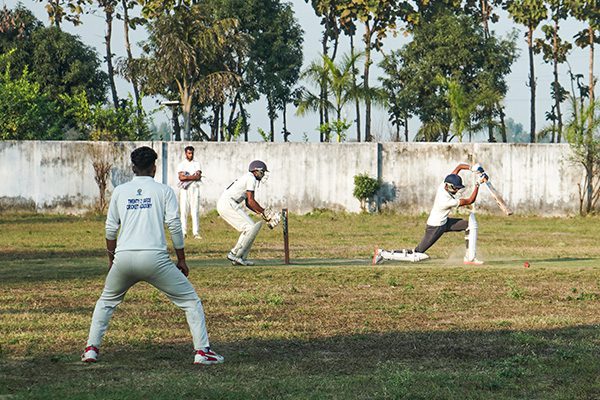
[381,249,429,263]
[465,212,478,261]
[234,220,263,259]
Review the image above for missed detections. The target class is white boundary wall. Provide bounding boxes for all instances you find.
[0,141,584,215]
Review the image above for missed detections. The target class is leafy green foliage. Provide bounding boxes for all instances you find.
[60,92,151,140]
[353,173,380,211]
[383,10,517,142]
[0,64,64,140]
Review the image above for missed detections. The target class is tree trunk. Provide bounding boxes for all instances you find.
[553,19,563,143]
[171,107,181,141]
[586,157,593,214]
[267,97,275,142]
[241,104,248,142]
[498,105,507,142]
[350,34,361,143]
[219,103,225,142]
[363,24,372,142]
[282,102,290,142]
[210,105,219,141]
[121,0,141,116]
[404,116,409,142]
[481,0,490,39]
[319,31,328,142]
[104,8,119,109]
[181,88,192,141]
[589,25,595,110]
[527,27,536,143]
[227,90,240,133]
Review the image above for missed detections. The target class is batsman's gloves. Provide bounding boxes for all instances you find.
[471,163,485,174]
[262,207,281,229]
[477,172,489,185]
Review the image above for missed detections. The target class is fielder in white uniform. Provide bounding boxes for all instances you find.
[177,146,202,239]
[82,146,223,365]
[373,163,487,265]
[217,160,280,266]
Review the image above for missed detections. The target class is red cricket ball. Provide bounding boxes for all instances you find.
[523,261,530,268]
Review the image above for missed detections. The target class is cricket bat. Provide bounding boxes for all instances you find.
[484,181,513,215]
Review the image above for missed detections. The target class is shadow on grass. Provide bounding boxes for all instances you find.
[2,326,600,399]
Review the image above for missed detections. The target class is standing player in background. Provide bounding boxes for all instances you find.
[373,163,487,265]
[82,146,223,365]
[217,160,280,266]
[177,146,202,239]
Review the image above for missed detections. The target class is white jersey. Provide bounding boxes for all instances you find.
[106,176,184,252]
[220,172,258,204]
[177,159,202,189]
[426,183,460,226]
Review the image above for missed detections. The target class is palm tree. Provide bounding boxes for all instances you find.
[506,0,547,142]
[129,5,244,140]
[296,52,366,142]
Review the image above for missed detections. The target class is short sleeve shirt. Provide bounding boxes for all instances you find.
[221,172,258,203]
[426,183,460,226]
[177,159,202,189]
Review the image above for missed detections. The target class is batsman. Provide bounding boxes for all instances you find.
[217,160,280,266]
[373,162,487,265]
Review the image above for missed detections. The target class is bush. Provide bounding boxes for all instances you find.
[353,173,381,212]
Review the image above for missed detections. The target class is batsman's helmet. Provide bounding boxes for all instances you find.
[444,174,464,189]
[248,160,268,172]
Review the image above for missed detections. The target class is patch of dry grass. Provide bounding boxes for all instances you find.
[2,212,600,399]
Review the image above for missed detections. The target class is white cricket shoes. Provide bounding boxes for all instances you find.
[464,257,484,265]
[81,345,99,363]
[227,252,254,266]
[372,247,384,265]
[194,348,224,365]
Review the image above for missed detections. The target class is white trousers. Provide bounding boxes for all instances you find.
[86,250,210,350]
[217,196,257,256]
[180,185,200,236]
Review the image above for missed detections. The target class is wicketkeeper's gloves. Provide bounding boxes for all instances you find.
[262,208,281,229]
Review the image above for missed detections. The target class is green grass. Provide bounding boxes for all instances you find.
[2,211,600,399]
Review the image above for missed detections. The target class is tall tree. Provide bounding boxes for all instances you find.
[89,0,120,108]
[130,5,242,140]
[29,27,107,103]
[117,0,144,118]
[569,0,600,119]
[534,0,571,142]
[382,11,517,142]
[338,0,411,142]
[306,0,341,141]
[506,0,548,142]
[379,51,414,141]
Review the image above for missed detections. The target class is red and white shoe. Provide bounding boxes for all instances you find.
[464,257,484,265]
[372,247,384,265]
[81,346,99,362]
[194,348,224,365]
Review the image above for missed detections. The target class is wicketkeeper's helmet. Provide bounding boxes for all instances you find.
[248,160,268,172]
[444,174,465,189]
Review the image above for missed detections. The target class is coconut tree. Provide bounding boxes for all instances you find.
[506,0,548,142]
[128,4,244,140]
[296,52,367,142]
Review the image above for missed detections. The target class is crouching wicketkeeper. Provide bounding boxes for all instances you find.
[217,160,280,266]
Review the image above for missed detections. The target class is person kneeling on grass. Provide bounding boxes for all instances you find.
[81,146,223,366]
[373,162,487,265]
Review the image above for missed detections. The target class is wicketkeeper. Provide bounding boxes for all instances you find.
[217,160,280,266]
[373,163,487,265]
[82,146,223,365]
